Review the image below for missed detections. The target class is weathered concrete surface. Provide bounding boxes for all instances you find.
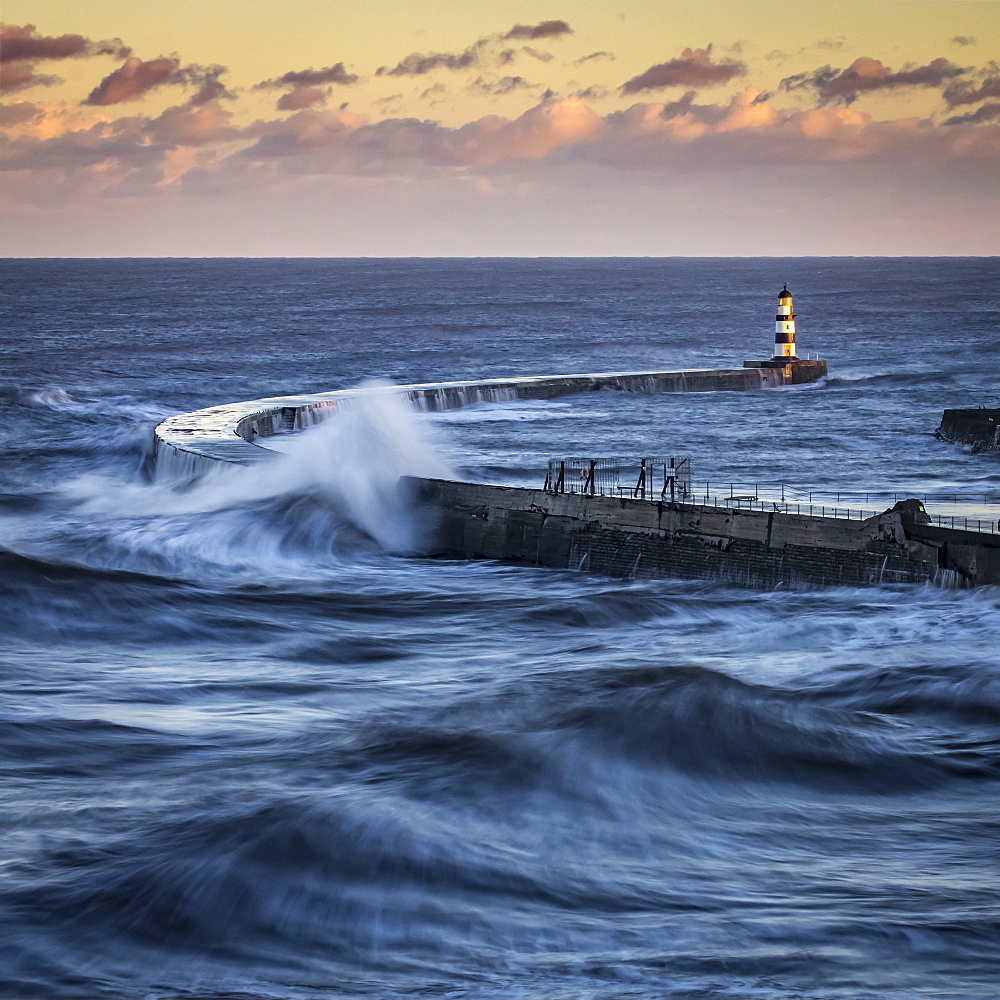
[415,478,1000,588]
[904,521,1000,586]
[153,361,827,476]
[936,408,1000,452]
[744,359,828,384]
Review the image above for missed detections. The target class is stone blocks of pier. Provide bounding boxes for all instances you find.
[416,478,999,588]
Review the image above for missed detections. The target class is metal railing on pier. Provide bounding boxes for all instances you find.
[543,462,1000,536]
[545,456,692,501]
[689,489,999,535]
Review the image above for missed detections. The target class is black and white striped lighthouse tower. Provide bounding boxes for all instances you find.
[774,285,797,359]
[744,285,825,378]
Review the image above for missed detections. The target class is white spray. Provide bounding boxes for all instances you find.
[6,384,455,581]
[260,382,455,552]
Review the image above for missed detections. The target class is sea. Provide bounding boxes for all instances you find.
[0,257,998,1000]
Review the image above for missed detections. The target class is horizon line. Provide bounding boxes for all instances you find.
[3,254,999,262]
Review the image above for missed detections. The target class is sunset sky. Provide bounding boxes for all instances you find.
[2,0,998,256]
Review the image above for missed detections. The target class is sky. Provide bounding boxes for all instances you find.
[1,0,998,256]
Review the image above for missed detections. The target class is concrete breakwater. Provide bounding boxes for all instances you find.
[152,361,827,479]
[416,479,1000,589]
[152,360,1000,588]
[936,408,1000,453]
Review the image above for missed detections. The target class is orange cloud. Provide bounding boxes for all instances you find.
[3,82,997,210]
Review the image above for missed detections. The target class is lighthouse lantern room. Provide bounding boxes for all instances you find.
[774,285,797,360]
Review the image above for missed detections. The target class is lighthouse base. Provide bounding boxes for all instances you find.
[743,359,827,384]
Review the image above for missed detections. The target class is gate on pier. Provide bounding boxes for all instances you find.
[544,456,692,501]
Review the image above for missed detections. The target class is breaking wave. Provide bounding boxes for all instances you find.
[2,385,454,584]
[25,387,172,421]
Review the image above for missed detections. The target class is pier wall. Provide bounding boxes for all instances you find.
[415,479,1000,589]
[936,408,1000,453]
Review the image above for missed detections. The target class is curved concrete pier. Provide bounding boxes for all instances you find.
[153,361,826,478]
[149,358,1000,588]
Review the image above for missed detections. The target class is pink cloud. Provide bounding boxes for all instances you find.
[232,97,603,172]
[276,86,328,111]
[0,101,44,127]
[622,47,745,94]
[781,56,965,105]
[0,60,57,94]
[257,64,359,89]
[0,23,128,62]
[84,56,182,105]
[255,63,359,112]
[82,57,233,108]
[3,86,997,220]
[0,22,131,94]
[0,115,160,173]
[147,102,237,146]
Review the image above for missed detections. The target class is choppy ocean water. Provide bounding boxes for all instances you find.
[1,257,998,999]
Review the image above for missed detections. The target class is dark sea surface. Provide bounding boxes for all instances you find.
[0,257,998,1000]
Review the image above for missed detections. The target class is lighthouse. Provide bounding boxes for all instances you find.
[774,285,797,359]
[743,284,825,379]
